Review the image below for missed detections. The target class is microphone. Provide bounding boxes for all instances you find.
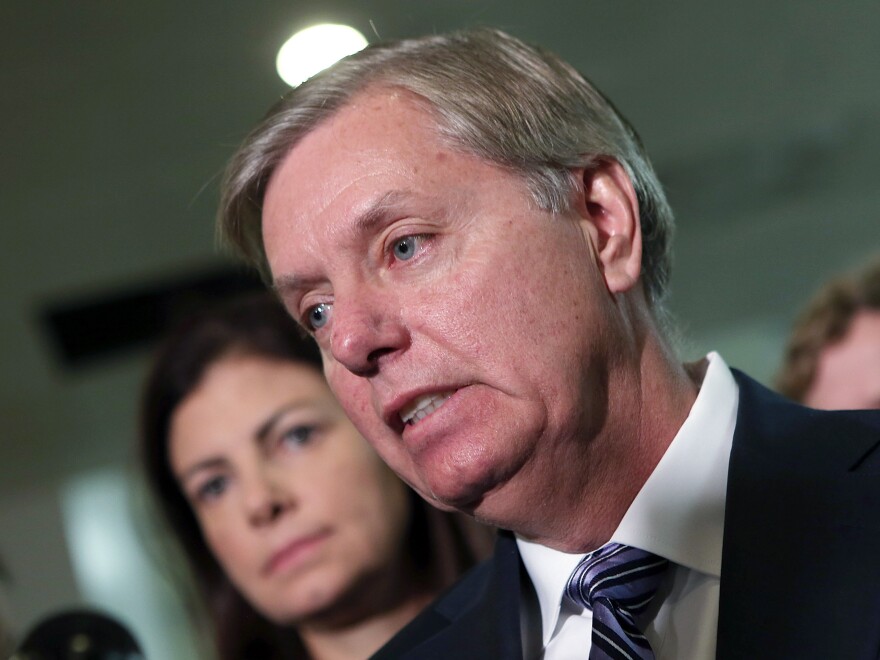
[11,608,144,660]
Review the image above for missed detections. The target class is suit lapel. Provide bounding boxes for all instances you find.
[718,372,880,659]
[377,532,524,659]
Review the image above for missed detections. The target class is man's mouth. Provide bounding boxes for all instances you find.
[399,391,455,426]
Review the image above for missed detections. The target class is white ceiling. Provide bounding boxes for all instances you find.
[2,0,879,495]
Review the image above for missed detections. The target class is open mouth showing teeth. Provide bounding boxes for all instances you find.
[400,391,455,426]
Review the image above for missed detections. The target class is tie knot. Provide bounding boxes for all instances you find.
[565,542,668,616]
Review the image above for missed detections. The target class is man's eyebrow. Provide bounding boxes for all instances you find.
[272,273,315,298]
[272,188,418,296]
[350,189,415,235]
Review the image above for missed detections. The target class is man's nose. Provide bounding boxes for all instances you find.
[329,291,409,377]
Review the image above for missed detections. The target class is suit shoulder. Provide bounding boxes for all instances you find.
[731,369,880,473]
[370,558,496,659]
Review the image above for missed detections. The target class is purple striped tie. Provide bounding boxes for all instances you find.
[565,543,669,660]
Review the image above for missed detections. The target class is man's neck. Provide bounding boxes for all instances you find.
[501,333,700,553]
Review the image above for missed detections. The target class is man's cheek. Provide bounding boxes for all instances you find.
[326,369,360,407]
[333,380,380,433]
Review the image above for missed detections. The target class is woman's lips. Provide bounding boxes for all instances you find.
[263,529,332,576]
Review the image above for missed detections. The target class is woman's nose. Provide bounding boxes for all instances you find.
[243,474,293,527]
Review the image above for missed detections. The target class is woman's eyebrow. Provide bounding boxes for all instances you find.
[254,405,294,443]
[253,400,322,446]
[178,457,227,483]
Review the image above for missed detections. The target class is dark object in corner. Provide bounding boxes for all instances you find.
[40,264,265,369]
[13,608,143,659]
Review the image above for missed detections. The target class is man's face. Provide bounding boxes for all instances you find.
[262,89,622,525]
[804,309,880,410]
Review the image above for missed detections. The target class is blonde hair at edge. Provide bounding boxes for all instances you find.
[776,255,880,403]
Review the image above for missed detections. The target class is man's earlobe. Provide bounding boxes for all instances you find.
[577,160,643,294]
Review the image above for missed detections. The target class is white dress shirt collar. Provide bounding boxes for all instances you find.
[517,351,739,647]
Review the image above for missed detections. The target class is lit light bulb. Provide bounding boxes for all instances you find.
[276,24,368,87]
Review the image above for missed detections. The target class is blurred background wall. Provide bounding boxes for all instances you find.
[1,1,878,657]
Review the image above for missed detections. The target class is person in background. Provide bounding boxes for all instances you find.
[217,27,880,659]
[776,254,880,409]
[140,293,493,660]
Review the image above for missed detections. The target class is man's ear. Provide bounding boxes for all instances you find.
[574,159,642,294]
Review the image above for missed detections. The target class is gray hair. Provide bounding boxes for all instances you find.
[218,27,674,309]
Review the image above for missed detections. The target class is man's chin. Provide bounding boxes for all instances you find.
[414,476,489,516]
[412,453,529,522]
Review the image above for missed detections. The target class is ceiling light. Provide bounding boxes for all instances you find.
[276,24,368,87]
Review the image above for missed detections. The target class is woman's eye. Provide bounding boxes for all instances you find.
[196,476,227,502]
[306,302,332,331]
[280,425,315,449]
[391,235,423,261]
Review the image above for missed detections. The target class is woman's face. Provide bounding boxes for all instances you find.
[169,353,412,624]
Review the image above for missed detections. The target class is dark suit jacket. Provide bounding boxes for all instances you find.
[373,371,880,659]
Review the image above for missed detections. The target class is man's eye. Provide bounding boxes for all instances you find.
[306,302,332,330]
[392,235,423,261]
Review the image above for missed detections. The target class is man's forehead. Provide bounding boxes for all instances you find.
[303,85,439,149]
[262,89,468,245]
[261,84,525,295]
[264,90,438,204]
